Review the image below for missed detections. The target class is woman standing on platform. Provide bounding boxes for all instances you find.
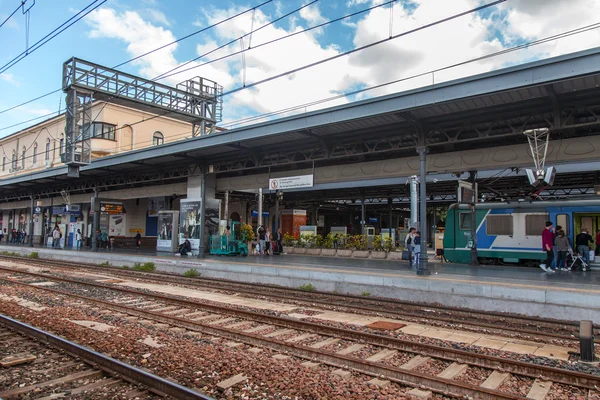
[555,229,571,271]
[135,232,142,249]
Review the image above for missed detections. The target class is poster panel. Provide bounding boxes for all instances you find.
[157,212,173,248]
[109,214,126,236]
[179,200,201,251]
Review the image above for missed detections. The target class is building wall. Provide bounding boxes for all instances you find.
[0,102,193,179]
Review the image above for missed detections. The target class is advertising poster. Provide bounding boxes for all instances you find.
[109,214,126,236]
[148,197,166,217]
[178,199,220,254]
[179,200,201,251]
[157,212,174,249]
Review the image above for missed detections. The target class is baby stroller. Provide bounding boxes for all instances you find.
[566,248,589,271]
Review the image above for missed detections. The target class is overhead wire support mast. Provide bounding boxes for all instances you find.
[61,58,221,175]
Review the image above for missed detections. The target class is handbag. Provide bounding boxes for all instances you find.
[401,249,409,261]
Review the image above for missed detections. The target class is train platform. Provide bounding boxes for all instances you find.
[0,243,598,323]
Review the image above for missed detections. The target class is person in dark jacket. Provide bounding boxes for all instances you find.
[135,232,142,249]
[274,228,283,255]
[176,239,192,256]
[575,228,594,266]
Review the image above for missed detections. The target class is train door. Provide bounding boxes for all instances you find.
[574,213,600,244]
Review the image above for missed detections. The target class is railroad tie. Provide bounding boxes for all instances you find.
[70,378,122,395]
[480,371,510,390]
[285,333,316,343]
[264,328,294,338]
[310,337,340,349]
[399,355,431,371]
[436,363,468,380]
[527,379,553,400]
[217,373,248,391]
[207,317,237,326]
[336,343,366,355]
[365,349,397,363]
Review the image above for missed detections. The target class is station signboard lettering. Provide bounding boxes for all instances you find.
[269,174,313,190]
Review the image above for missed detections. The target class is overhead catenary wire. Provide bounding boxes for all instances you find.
[0,0,26,30]
[221,0,507,96]
[2,2,598,167]
[0,0,381,121]
[0,0,274,117]
[7,17,600,170]
[0,0,106,75]
[76,0,320,143]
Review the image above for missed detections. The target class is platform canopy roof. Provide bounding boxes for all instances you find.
[2,47,600,201]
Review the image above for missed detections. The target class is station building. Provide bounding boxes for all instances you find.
[1,49,600,255]
[0,102,196,246]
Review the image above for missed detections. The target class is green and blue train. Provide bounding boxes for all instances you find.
[443,200,600,265]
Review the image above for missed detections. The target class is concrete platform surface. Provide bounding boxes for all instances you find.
[0,244,598,322]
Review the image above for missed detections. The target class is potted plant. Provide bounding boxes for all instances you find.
[336,234,353,257]
[282,233,296,254]
[240,223,256,255]
[351,234,370,258]
[371,235,387,259]
[293,234,309,254]
[320,233,337,256]
[306,234,322,256]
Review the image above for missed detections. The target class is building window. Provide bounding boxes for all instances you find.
[525,214,549,236]
[153,131,164,146]
[11,151,16,170]
[21,146,25,168]
[82,122,117,140]
[59,135,64,156]
[486,215,513,235]
[2,156,5,171]
[459,212,472,230]
[33,143,38,164]
[556,214,570,235]
[45,139,51,161]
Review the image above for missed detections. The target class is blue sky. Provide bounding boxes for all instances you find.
[0,0,599,138]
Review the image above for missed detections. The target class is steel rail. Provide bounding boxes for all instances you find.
[1,268,599,390]
[4,255,582,338]
[0,313,215,400]
[0,276,524,400]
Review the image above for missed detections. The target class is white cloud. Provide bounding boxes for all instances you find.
[299,4,327,26]
[144,9,170,26]
[0,73,19,87]
[82,0,600,129]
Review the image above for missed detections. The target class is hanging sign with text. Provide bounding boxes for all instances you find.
[269,174,313,190]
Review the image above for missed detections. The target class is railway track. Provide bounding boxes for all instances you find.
[0,255,586,343]
[0,313,213,400]
[1,265,598,400]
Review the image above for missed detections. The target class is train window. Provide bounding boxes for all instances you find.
[556,214,569,235]
[525,214,549,236]
[459,212,472,230]
[486,215,513,235]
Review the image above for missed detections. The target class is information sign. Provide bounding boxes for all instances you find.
[101,203,124,214]
[269,174,313,190]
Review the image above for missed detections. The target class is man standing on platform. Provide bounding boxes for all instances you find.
[540,221,555,273]
[575,227,594,266]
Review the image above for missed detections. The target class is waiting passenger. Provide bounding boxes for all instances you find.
[575,228,594,266]
[265,228,271,256]
[176,239,192,256]
[413,231,421,266]
[405,227,416,264]
[540,221,555,273]
[555,230,570,271]
[551,225,562,270]
[258,226,266,255]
